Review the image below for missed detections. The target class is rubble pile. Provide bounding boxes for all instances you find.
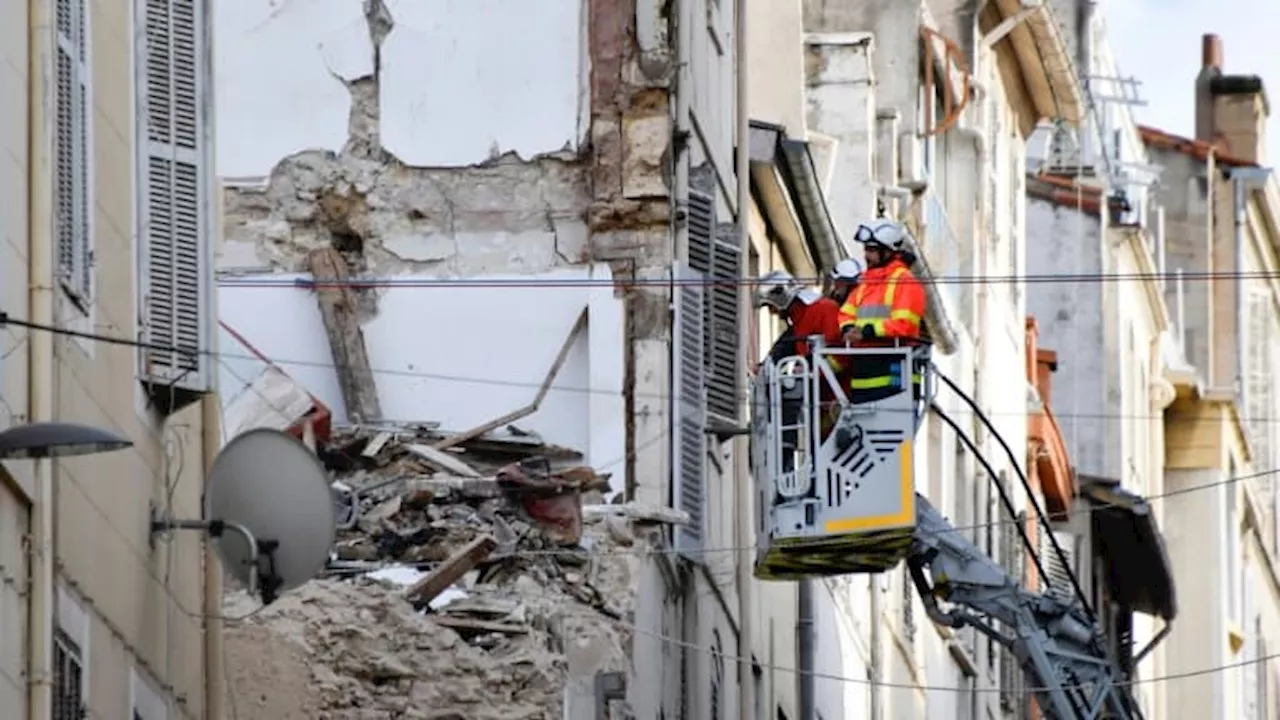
[222,424,639,720]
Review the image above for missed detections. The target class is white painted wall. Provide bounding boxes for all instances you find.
[214,0,373,180]
[1164,466,1230,719]
[218,265,626,481]
[380,0,588,166]
[215,0,589,177]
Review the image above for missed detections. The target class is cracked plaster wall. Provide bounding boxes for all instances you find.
[215,0,673,486]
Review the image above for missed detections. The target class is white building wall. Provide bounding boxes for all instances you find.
[215,0,588,179]
[1164,465,1230,719]
[218,267,626,476]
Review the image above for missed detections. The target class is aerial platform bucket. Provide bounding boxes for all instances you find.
[751,343,929,580]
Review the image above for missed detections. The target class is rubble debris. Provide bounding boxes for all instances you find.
[497,458,609,545]
[223,423,637,719]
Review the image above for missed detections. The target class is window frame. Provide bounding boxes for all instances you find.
[53,586,89,720]
[133,0,216,410]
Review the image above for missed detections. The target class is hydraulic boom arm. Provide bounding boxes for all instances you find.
[907,496,1143,720]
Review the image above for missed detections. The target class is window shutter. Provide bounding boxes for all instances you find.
[139,0,212,410]
[55,0,91,304]
[1039,528,1077,603]
[673,262,708,558]
[708,223,742,424]
[686,172,742,429]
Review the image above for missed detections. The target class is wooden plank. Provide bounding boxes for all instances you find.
[406,443,482,477]
[306,247,382,423]
[404,535,497,609]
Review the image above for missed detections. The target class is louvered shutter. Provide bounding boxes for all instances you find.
[139,0,212,406]
[55,0,91,303]
[1039,528,1077,603]
[707,223,742,424]
[673,262,708,558]
[687,184,742,428]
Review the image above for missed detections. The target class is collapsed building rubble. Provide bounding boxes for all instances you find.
[222,424,652,720]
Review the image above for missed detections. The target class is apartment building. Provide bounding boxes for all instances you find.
[791,1,1090,717]
[1,0,219,718]
[1020,5,1179,718]
[1142,33,1280,720]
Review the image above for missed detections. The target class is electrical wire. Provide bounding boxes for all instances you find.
[5,312,1280,435]
[932,367,1095,620]
[20,298,1280,700]
[215,267,1280,289]
[33,313,1280,570]
[42,331,1280,698]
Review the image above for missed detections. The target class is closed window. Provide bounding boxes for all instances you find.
[52,630,83,720]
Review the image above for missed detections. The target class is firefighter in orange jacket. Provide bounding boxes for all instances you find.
[838,218,928,402]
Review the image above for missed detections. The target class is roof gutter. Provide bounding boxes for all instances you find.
[777,138,843,271]
[749,121,814,276]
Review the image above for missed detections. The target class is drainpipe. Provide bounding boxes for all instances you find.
[797,581,814,718]
[1077,0,1096,167]
[733,0,756,716]
[868,577,882,720]
[27,0,57,715]
[671,0,692,265]
[1232,173,1245,401]
[202,394,225,720]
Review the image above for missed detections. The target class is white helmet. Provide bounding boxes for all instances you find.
[852,218,911,253]
[830,258,864,282]
[754,269,802,311]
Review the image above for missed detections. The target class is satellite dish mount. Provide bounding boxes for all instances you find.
[147,428,337,606]
[149,512,284,603]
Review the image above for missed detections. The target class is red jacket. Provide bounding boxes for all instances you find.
[788,295,844,356]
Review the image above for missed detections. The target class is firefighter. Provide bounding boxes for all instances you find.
[827,258,864,306]
[754,269,848,450]
[754,269,843,363]
[837,218,928,403]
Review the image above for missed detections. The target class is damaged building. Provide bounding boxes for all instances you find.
[212,0,1100,719]
[215,0,749,716]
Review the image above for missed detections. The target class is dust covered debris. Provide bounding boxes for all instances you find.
[222,424,640,720]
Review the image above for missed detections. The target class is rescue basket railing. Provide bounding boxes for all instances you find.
[750,337,935,578]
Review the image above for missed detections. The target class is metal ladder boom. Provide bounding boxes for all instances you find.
[906,495,1144,720]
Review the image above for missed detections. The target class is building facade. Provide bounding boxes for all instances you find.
[2,0,219,718]
[1143,33,1280,720]
[214,0,777,716]
[1022,5,1180,718]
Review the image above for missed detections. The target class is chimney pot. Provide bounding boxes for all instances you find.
[1203,33,1223,70]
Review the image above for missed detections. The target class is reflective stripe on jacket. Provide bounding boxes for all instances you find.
[836,259,926,340]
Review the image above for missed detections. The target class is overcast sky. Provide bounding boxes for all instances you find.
[1104,0,1280,166]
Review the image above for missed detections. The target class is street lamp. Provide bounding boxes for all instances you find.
[0,421,133,459]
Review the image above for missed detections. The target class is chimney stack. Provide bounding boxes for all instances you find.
[1195,34,1224,142]
[1202,33,1223,70]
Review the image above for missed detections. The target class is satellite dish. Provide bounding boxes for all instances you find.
[204,428,335,604]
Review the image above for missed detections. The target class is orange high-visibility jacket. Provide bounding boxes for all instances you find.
[837,258,925,340]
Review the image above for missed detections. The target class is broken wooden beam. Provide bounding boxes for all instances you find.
[404,535,497,609]
[306,246,382,423]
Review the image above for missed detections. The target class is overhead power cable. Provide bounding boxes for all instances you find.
[215,267,1280,289]
[5,312,1279,433]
